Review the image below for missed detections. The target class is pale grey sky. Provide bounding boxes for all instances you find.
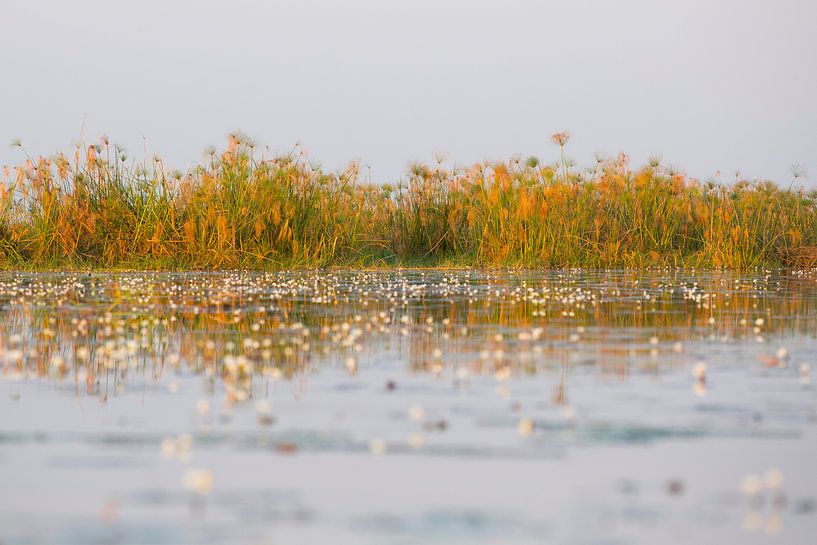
[1,0,815,185]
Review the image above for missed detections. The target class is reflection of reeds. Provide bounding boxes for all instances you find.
[2,271,816,398]
[1,136,816,269]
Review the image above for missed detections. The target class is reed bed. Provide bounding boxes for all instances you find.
[1,133,816,269]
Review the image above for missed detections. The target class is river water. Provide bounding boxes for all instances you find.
[1,270,816,544]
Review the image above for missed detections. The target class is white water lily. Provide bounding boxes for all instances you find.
[183,468,213,495]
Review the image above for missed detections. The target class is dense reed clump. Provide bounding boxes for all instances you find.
[1,133,816,269]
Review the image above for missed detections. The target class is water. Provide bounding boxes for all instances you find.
[1,270,816,544]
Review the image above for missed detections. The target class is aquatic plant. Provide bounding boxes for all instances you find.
[1,135,815,269]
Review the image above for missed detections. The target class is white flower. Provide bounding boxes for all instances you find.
[740,474,763,496]
[183,469,213,494]
[517,418,534,437]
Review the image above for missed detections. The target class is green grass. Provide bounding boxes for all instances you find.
[1,134,816,270]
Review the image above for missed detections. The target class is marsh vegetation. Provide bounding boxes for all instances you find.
[2,133,815,269]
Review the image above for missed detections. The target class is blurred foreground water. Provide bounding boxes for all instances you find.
[1,270,816,544]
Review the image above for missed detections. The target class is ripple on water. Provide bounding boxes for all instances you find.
[1,270,817,544]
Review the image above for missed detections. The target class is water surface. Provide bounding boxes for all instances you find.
[1,270,816,544]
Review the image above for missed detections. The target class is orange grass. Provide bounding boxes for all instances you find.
[1,133,815,269]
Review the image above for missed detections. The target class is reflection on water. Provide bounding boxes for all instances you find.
[1,270,816,544]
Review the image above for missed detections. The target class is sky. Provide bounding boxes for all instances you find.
[1,0,815,185]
